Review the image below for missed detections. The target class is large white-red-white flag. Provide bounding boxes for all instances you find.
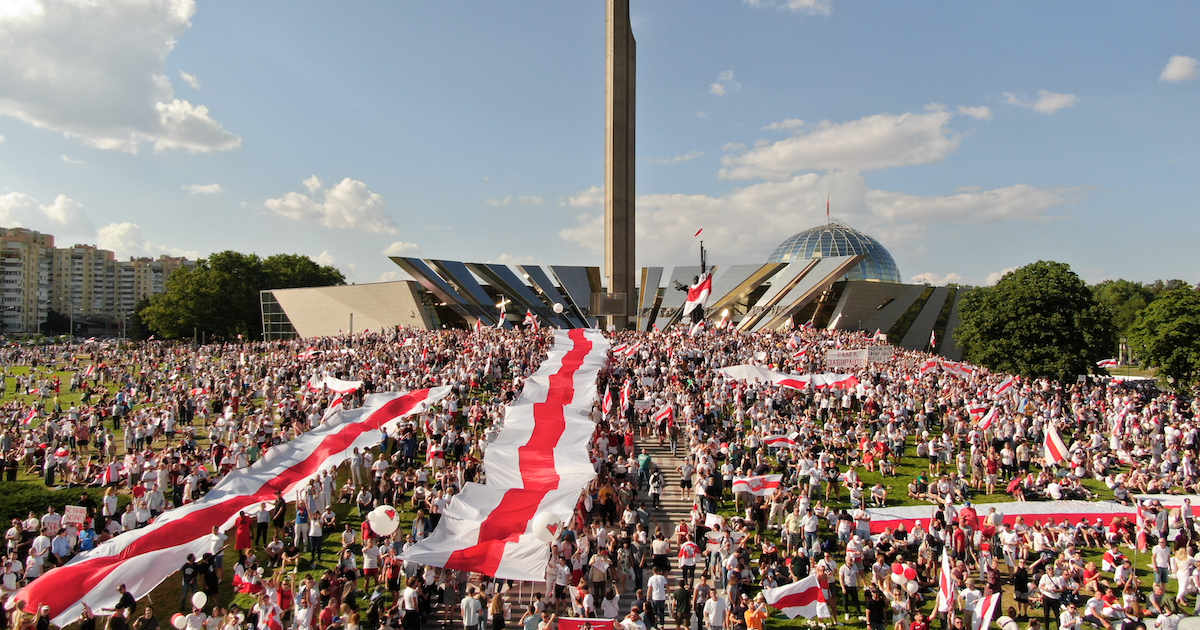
[399,330,608,580]
[14,386,450,626]
[763,574,831,619]
[972,593,1001,630]
[1043,423,1070,465]
[762,435,799,449]
[654,405,674,426]
[937,547,956,623]
[682,272,713,317]
[977,407,998,432]
[602,389,613,416]
[732,474,783,497]
[994,376,1016,395]
[716,365,859,391]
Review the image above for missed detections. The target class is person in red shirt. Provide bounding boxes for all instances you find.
[910,612,930,630]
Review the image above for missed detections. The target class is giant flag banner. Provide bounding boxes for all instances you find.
[716,365,859,390]
[399,329,608,580]
[732,474,784,497]
[14,386,451,626]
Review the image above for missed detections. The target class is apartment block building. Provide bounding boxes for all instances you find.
[0,227,194,333]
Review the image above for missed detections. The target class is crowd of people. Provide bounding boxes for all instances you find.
[0,321,1196,630]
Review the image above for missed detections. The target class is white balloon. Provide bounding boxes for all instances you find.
[905,581,919,595]
[891,573,906,586]
[192,591,207,609]
[552,303,564,314]
[368,505,401,537]
[530,511,561,542]
[172,615,187,630]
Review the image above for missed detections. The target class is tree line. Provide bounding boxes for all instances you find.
[955,261,1200,389]
[134,251,345,342]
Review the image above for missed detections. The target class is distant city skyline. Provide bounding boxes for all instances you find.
[0,1,1196,287]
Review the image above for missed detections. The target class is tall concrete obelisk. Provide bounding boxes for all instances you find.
[605,0,636,330]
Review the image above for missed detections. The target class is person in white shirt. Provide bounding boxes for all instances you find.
[703,589,727,630]
[1060,602,1081,630]
[646,567,669,627]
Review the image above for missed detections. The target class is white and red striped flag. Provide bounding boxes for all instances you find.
[1135,500,1148,551]
[620,381,631,411]
[937,547,956,625]
[694,228,703,238]
[977,407,998,432]
[919,358,939,376]
[791,348,808,361]
[972,593,1001,630]
[1097,358,1119,368]
[762,574,831,619]
[523,310,539,331]
[762,435,799,449]
[994,376,1016,395]
[602,389,613,416]
[716,312,730,329]
[787,336,800,350]
[1043,423,1070,466]
[84,364,95,377]
[653,405,674,426]
[929,329,936,349]
[398,330,608,580]
[682,272,713,317]
[732,474,783,497]
[474,318,484,334]
[688,321,704,337]
[14,387,450,626]
[965,402,987,418]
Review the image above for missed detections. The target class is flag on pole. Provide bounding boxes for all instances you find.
[1135,500,1148,552]
[786,336,800,350]
[602,389,613,416]
[694,228,703,237]
[474,319,484,334]
[929,329,937,349]
[762,574,831,619]
[791,348,808,361]
[84,364,95,377]
[1097,358,1119,368]
[938,547,957,625]
[523,310,540,331]
[977,407,998,432]
[716,312,730,329]
[688,321,704,337]
[965,403,987,418]
[22,408,36,426]
[873,329,887,341]
[762,435,800,449]
[1043,423,1070,465]
[731,474,784,496]
[653,405,674,426]
[620,381,631,411]
[682,272,713,317]
[920,358,940,376]
[993,376,1016,395]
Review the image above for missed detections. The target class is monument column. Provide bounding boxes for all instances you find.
[605,0,636,330]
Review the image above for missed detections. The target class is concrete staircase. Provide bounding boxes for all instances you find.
[616,439,696,619]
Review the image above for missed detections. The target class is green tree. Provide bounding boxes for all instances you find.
[140,251,345,340]
[955,261,1116,382]
[126,297,153,341]
[1127,287,1200,389]
[1091,279,1154,334]
[41,310,70,335]
[262,253,345,289]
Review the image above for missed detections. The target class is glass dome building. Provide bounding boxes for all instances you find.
[766,221,902,283]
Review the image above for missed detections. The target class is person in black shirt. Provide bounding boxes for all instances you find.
[791,550,810,579]
[865,588,887,630]
[109,584,137,614]
[107,607,128,630]
[131,606,159,630]
[180,555,199,611]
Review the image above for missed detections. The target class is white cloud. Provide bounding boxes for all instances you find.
[60,154,83,164]
[264,176,397,233]
[762,118,805,131]
[383,241,420,256]
[559,185,604,208]
[493,253,541,265]
[0,135,5,142]
[312,250,336,267]
[179,71,200,89]
[377,270,413,283]
[1002,90,1079,114]
[558,176,1076,267]
[957,106,993,120]
[486,195,544,206]
[710,70,741,96]
[696,111,709,119]
[720,110,960,180]
[910,272,964,286]
[1161,55,1199,82]
[182,183,222,195]
[0,191,95,239]
[986,266,1018,286]
[0,0,241,153]
[743,0,832,15]
[97,222,197,258]
[648,150,706,165]
[865,184,1077,223]
[722,142,746,152]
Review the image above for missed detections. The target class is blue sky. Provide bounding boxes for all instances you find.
[0,0,1196,287]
